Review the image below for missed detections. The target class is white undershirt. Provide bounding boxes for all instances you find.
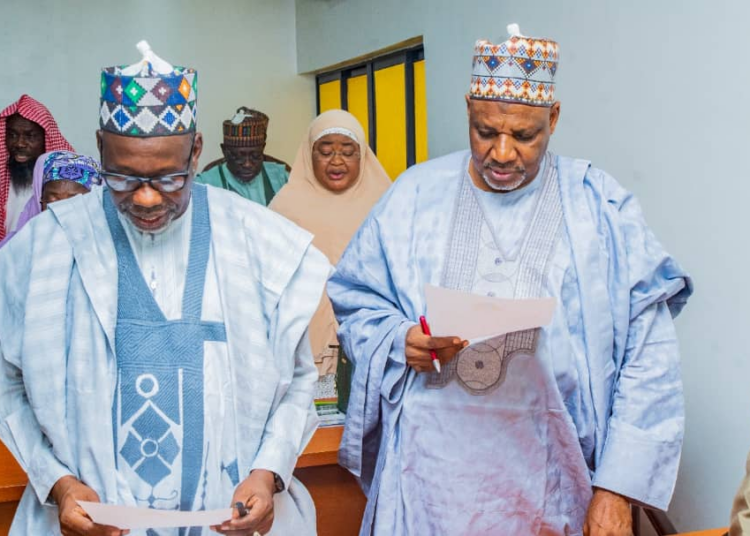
[118,201,192,320]
[4,182,33,234]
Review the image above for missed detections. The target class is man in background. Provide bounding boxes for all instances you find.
[197,107,289,206]
[0,94,73,240]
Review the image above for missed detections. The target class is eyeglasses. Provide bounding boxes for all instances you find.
[101,170,190,193]
[100,137,195,193]
[313,149,360,163]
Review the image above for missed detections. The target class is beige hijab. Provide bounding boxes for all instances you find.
[271,110,391,369]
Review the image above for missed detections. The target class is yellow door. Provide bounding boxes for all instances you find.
[318,80,341,113]
[374,64,407,180]
[414,59,428,163]
[346,74,369,145]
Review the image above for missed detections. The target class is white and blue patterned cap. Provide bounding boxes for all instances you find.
[100,41,198,137]
[470,24,559,107]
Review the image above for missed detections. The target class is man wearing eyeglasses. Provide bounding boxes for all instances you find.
[0,46,327,536]
[196,107,289,207]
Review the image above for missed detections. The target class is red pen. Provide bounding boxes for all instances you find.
[419,315,441,373]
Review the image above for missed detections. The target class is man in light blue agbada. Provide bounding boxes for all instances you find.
[328,25,692,536]
[0,44,328,536]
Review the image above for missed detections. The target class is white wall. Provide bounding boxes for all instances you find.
[0,0,315,168]
[297,0,750,530]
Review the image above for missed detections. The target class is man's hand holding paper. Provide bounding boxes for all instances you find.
[423,284,556,343]
[405,326,467,373]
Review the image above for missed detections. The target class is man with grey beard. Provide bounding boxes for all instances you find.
[328,25,693,536]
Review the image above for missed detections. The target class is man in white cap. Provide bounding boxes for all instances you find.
[0,42,327,536]
[329,25,692,535]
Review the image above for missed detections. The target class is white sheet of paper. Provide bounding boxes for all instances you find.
[77,501,233,530]
[424,284,556,342]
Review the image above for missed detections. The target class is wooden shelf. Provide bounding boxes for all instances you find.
[297,425,344,468]
[0,444,25,503]
[294,426,364,536]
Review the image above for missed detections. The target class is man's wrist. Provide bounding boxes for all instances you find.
[249,469,284,494]
[50,475,79,505]
[593,487,630,504]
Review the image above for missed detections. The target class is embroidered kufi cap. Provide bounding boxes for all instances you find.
[99,41,198,137]
[223,107,269,147]
[470,24,559,107]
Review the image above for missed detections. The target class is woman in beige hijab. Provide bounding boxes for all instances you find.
[270,110,391,397]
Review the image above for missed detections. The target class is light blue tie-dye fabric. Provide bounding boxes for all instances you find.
[328,150,692,535]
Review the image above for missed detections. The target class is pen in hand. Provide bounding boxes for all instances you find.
[419,315,442,373]
[232,502,261,536]
[234,501,248,518]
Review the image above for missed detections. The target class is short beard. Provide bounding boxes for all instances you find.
[8,158,34,189]
[481,166,528,192]
[117,200,178,235]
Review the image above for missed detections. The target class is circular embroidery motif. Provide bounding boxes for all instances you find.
[456,336,506,393]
